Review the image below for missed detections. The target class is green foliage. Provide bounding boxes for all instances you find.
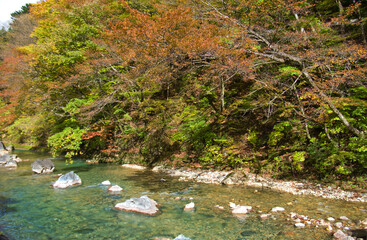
[63,98,95,115]
[48,127,88,159]
[268,122,291,146]
[172,105,215,155]
[4,114,52,146]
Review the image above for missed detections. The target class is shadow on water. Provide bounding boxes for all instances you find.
[59,165,93,173]
[0,195,17,216]
[123,170,185,192]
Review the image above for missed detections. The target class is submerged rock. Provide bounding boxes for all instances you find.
[232,206,252,215]
[52,171,82,188]
[31,159,55,174]
[121,164,147,170]
[115,196,159,215]
[295,223,305,228]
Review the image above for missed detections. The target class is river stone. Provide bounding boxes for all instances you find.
[0,154,10,165]
[271,207,285,212]
[173,235,191,240]
[334,230,355,240]
[101,180,111,185]
[52,171,82,188]
[232,206,252,214]
[184,202,195,211]
[114,196,159,215]
[339,216,349,221]
[4,160,17,168]
[31,159,55,174]
[108,185,123,192]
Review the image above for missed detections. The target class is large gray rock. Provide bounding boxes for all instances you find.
[31,159,55,174]
[115,196,159,215]
[52,171,82,188]
[0,154,20,168]
[0,154,10,165]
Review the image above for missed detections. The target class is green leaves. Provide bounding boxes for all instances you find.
[48,127,88,159]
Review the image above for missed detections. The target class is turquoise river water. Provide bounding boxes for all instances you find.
[0,150,366,239]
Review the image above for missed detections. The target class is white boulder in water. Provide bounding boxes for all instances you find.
[230,202,252,214]
[101,180,111,185]
[108,185,123,192]
[184,202,195,211]
[115,196,159,215]
[52,171,82,188]
[173,235,191,240]
[232,206,252,215]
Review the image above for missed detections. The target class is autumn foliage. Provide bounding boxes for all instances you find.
[0,0,366,181]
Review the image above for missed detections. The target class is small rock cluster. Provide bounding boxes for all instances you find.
[0,142,21,168]
[152,167,245,185]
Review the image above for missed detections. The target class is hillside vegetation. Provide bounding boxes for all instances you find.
[1,0,366,183]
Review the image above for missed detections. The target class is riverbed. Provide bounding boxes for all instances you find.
[0,150,366,239]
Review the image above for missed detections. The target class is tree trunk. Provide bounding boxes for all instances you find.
[354,0,367,44]
[220,77,225,113]
[303,70,364,138]
[336,0,345,33]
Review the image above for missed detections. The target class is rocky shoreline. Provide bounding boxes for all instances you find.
[144,166,367,203]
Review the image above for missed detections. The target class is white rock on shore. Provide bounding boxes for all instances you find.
[295,223,305,228]
[271,207,285,212]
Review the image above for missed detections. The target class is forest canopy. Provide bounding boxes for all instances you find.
[0,0,366,182]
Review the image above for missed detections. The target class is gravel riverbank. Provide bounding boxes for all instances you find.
[144,165,367,203]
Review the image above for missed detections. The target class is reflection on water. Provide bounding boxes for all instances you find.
[0,151,366,239]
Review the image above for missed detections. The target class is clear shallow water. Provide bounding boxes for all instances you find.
[0,151,366,240]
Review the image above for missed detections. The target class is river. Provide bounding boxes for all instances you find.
[0,150,366,239]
